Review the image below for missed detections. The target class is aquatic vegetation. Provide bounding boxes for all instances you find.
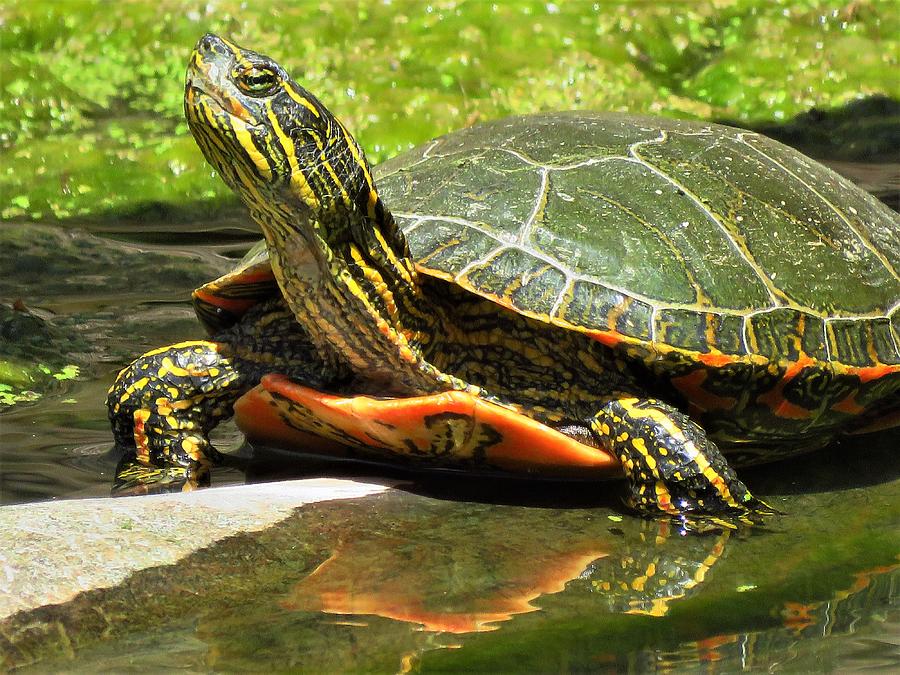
[1,0,897,222]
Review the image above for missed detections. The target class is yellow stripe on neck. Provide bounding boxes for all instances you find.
[284,82,322,118]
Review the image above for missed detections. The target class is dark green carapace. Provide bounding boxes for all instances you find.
[109,35,900,522]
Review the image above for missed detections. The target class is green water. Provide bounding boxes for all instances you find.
[1,1,898,671]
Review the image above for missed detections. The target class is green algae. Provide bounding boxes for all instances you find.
[0,302,85,406]
[1,0,897,224]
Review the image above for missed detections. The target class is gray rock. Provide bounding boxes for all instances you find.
[0,479,390,619]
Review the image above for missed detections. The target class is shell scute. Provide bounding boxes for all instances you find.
[376,112,900,374]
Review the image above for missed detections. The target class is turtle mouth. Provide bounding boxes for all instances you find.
[185,82,212,106]
[185,80,261,128]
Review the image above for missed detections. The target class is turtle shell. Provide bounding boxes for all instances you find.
[375,112,900,373]
[193,239,278,335]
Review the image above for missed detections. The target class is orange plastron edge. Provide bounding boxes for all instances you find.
[234,374,620,478]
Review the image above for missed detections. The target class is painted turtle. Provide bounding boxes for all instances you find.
[109,34,900,519]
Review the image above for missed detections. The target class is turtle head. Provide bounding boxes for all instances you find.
[185,33,377,222]
[184,34,420,366]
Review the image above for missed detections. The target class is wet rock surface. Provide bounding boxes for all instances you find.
[0,479,390,619]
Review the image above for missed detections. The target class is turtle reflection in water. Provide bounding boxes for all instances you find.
[108,34,900,521]
[282,516,730,633]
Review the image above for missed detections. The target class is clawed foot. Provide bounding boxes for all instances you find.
[593,397,784,531]
[623,494,783,534]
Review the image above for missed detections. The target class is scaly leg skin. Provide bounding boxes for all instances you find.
[107,298,334,491]
[591,397,777,527]
[108,339,245,488]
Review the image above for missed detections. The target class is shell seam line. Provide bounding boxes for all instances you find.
[738,132,900,284]
[393,212,896,323]
[628,131,786,309]
[517,167,550,246]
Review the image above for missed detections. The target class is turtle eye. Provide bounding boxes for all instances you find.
[235,66,279,96]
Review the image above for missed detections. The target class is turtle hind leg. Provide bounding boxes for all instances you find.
[591,397,778,523]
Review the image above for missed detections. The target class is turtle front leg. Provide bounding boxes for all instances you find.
[591,397,775,521]
[108,299,335,488]
[108,340,247,472]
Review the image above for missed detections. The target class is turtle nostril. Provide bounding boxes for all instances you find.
[197,33,223,55]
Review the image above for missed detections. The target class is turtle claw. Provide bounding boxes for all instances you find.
[621,491,783,535]
[624,503,769,536]
[742,495,784,517]
[675,507,779,535]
